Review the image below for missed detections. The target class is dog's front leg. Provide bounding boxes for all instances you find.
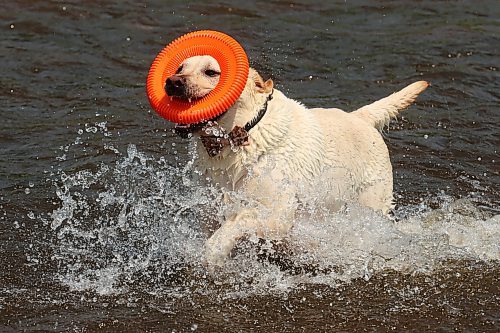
[204,209,255,269]
[204,166,296,270]
[204,205,295,270]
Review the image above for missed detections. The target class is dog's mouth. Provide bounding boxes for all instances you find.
[176,94,211,104]
[169,93,203,103]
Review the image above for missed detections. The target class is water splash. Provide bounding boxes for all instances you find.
[49,142,215,295]
[47,140,499,298]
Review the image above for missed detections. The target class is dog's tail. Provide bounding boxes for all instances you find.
[352,81,429,131]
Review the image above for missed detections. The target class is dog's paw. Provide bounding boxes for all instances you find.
[204,234,235,273]
[204,241,227,272]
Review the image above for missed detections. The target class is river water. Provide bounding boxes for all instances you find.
[1,1,499,332]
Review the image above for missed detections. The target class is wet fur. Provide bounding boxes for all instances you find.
[170,57,428,268]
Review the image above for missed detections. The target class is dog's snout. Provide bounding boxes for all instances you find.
[165,75,185,96]
[168,76,184,88]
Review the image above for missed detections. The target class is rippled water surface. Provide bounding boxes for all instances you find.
[1,1,499,332]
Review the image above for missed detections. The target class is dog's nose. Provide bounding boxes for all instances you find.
[165,75,185,96]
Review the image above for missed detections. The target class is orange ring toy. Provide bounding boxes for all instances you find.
[146,30,249,124]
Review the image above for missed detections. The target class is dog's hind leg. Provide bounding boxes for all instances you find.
[357,179,394,215]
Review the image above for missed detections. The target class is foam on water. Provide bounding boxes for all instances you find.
[44,128,499,299]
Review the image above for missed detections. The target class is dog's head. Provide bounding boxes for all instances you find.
[166,56,273,131]
[165,55,221,100]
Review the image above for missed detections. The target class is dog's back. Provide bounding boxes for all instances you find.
[307,81,429,214]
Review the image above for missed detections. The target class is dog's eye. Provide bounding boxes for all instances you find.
[176,65,183,74]
[205,69,220,77]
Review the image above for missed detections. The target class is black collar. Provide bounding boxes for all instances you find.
[174,89,274,138]
[244,89,274,132]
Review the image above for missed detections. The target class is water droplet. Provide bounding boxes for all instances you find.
[24,188,31,194]
[10,24,14,29]
[127,144,138,160]
[29,181,34,188]
[85,126,98,133]
[424,134,428,139]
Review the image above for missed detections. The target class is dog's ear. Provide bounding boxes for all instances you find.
[255,76,274,94]
[262,78,274,93]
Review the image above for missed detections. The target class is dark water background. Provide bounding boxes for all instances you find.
[1,1,499,332]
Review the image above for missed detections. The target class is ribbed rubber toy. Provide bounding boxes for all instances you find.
[146,30,249,124]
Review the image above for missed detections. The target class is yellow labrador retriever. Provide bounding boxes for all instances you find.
[166,55,428,268]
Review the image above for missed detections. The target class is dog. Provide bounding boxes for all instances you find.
[166,55,428,268]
